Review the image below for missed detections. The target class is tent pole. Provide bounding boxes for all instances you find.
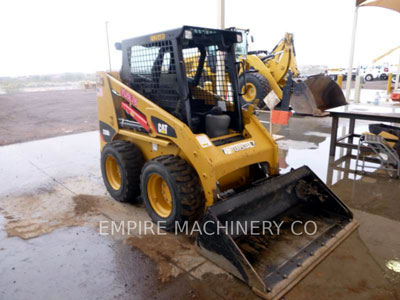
[345,5,359,101]
[105,21,112,72]
[217,0,225,29]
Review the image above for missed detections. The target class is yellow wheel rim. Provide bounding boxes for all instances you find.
[147,174,172,218]
[241,82,257,103]
[105,155,122,190]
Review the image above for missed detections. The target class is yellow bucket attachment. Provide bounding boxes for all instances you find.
[195,166,359,300]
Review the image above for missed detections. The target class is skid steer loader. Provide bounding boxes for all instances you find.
[97,26,358,299]
[231,28,347,116]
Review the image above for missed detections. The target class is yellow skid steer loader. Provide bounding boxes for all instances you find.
[97,26,358,299]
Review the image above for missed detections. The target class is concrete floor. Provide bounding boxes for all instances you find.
[1,113,400,300]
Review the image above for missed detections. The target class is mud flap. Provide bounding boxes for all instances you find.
[290,75,347,116]
[195,166,359,300]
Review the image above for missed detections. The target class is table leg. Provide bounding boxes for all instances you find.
[347,118,356,155]
[330,116,339,157]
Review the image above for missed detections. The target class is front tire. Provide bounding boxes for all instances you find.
[101,140,144,203]
[141,155,204,231]
[239,72,271,108]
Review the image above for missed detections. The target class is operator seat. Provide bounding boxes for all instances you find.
[205,106,231,138]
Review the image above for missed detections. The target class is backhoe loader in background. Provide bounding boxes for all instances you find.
[231,28,347,116]
[97,26,358,299]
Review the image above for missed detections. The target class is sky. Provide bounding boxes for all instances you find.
[0,0,399,77]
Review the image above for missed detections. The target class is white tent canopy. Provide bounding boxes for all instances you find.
[358,0,400,13]
[346,0,400,99]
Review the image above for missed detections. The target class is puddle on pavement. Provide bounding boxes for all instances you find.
[0,181,225,284]
[0,179,145,240]
[330,170,400,222]
[0,187,83,239]
[285,231,399,300]
[277,139,319,150]
[73,194,102,215]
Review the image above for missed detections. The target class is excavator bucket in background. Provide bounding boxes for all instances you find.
[196,166,359,300]
[290,74,347,116]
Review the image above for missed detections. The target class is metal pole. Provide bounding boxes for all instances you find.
[395,52,400,90]
[387,73,393,94]
[337,74,343,88]
[105,21,112,72]
[216,0,226,99]
[345,6,359,101]
[217,0,225,29]
[354,75,361,103]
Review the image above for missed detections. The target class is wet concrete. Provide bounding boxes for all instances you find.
[1,111,400,299]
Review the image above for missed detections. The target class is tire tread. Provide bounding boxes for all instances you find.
[142,155,204,227]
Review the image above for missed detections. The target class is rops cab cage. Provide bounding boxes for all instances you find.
[118,26,244,135]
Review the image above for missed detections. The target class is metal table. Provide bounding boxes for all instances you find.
[326,104,400,157]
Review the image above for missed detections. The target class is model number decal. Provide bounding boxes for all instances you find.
[222,141,255,155]
[121,88,138,107]
[99,121,116,143]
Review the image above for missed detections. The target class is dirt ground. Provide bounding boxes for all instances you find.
[0,79,392,147]
[0,89,97,146]
[0,79,393,147]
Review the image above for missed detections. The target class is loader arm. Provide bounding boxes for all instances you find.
[244,55,283,99]
[241,33,299,101]
[264,33,299,84]
[240,31,346,115]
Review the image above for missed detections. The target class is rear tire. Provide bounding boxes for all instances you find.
[365,74,373,81]
[239,72,271,108]
[101,140,144,203]
[141,155,204,231]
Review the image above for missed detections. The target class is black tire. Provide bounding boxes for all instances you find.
[239,72,271,108]
[141,155,204,231]
[365,74,373,81]
[380,74,388,80]
[101,140,144,203]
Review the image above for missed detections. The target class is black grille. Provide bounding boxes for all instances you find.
[128,41,181,116]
